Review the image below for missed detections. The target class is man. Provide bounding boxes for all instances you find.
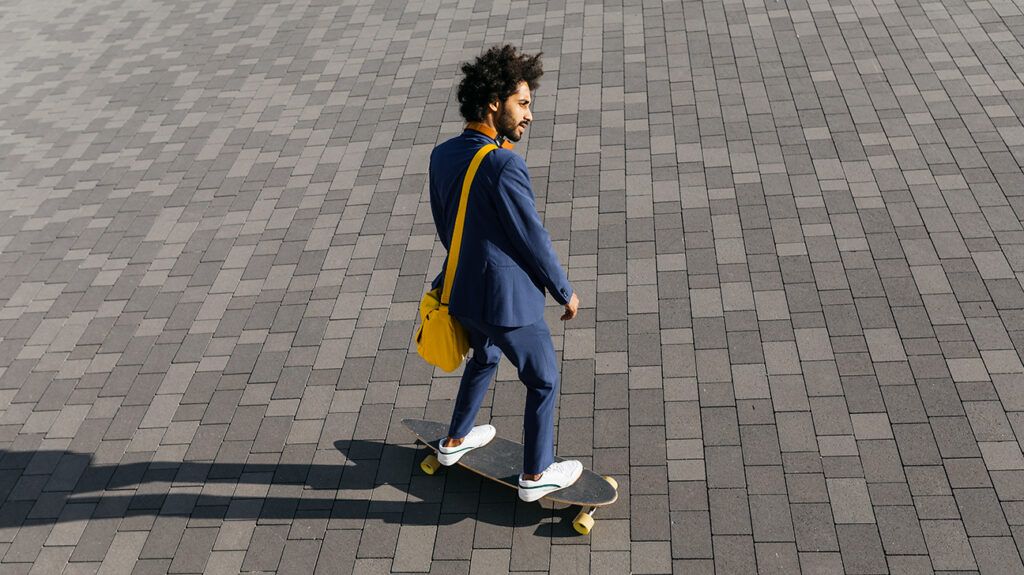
[427,45,582,502]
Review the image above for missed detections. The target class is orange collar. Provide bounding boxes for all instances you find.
[465,122,515,149]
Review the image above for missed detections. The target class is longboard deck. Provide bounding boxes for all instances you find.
[402,418,617,507]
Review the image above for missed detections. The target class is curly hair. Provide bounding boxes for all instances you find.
[457,45,543,122]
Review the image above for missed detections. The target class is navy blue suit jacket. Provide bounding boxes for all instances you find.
[429,128,573,328]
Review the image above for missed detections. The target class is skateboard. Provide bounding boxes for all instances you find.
[402,418,618,535]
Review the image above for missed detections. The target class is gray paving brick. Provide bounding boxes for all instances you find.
[508,506,547,572]
[470,503,512,549]
[973,536,1024,575]
[631,494,671,541]
[922,520,978,570]
[750,494,795,543]
[875,506,928,555]
[885,555,934,575]
[792,503,839,552]
[671,510,712,559]
[712,535,757,575]
[893,423,942,465]
[277,539,322,575]
[68,516,120,563]
[709,489,752,536]
[836,524,888,575]
[630,425,667,466]
[168,526,217,574]
[755,542,800,575]
[860,440,907,483]
[315,530,360,575]
[700,407,739,446]
[545,545,584,575]
[240,525,288,572]
[955,488,1011,537]
[630,540,671,574]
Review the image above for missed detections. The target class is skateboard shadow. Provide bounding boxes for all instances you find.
[0,440,582,537]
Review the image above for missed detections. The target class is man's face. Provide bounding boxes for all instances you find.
[494,82,533,143]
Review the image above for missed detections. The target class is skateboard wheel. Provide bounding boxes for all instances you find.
[573,510,595,535]
[421,454,441,475]
[603,475,618,490]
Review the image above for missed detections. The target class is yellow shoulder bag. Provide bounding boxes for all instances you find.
[416,144,498,372]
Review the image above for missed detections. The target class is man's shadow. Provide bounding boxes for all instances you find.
[0,439,579,536]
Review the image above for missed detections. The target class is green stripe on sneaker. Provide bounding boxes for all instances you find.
[439,445,473,455]
[518,483,561,490]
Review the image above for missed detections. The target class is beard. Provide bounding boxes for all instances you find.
[496,105,526,142]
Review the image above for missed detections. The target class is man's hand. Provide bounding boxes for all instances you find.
[561,292,579,321]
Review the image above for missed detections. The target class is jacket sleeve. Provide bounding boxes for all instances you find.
[492,154,574,305]
[428,153,447,291]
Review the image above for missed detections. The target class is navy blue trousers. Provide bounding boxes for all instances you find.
[447,314,559,475]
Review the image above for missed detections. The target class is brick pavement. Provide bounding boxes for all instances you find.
[2,0,1024,572]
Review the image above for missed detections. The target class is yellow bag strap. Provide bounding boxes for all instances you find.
[441,143,498,306]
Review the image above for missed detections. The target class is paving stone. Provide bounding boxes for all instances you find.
[671,511,712,559]
[921,520,978,571]
[750,494,795,542]
[709,489,752,536]
[712,535,757,575]
[827,478,875,524]
[836,524,888,575]
[931,416,982,458]
[94,530,147,575]
[972,536,1024,575]
[955,488,1011,537]
[315,530,360,575]
[240,525,288,572]
[509,504,548,572]
[65,515,119,563]
[168,526,217,573]
[792,504,840,552]
[631,494,671,541]
[885,555,934,575]
[277,539,321,575]
[468,548,509,575]
[875,506,928,555]
[860,439,907,483]
[470,503,512,549]
[893,424,942,465]
[755,542,800,575]
[631,540,672,574]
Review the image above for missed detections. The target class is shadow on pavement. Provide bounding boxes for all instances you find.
[0,440,582,537]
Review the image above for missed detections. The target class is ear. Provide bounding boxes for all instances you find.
[488,100,500,113]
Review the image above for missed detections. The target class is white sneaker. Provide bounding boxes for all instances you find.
[517,460,583,502]
[436,425,496,466]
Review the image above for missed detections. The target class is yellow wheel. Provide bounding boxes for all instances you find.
[420,453,440,475]
[573,510,595,535]
[604,475,618,490]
